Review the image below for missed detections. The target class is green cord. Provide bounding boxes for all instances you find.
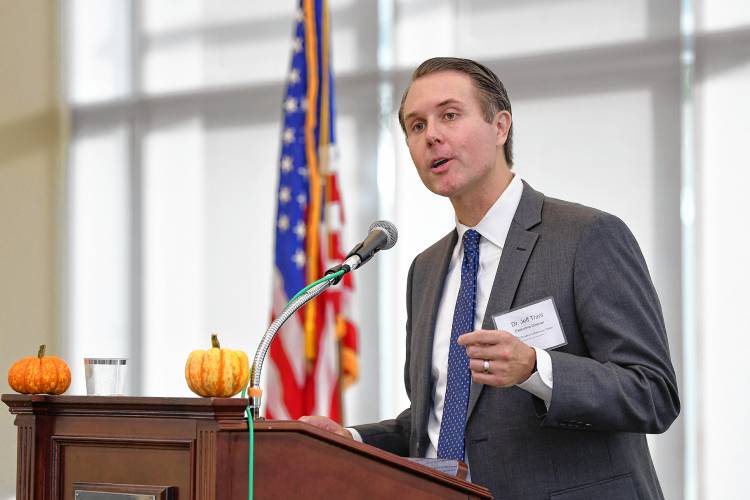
[241,268,344,499]
[289,269,345,303]
[241,387,254,500]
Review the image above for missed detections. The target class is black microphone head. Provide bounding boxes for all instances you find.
[368,220,398,250]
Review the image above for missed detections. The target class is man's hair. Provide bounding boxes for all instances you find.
[398,57,514,166]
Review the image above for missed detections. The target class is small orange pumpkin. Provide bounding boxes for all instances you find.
[185,334,250,397]
[8,345,71,395]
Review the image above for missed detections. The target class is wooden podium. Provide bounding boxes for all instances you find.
[2,395,491,499]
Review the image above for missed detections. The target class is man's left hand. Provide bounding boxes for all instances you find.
[458,329,536,387]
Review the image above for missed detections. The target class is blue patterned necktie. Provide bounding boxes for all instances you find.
[437,229,481,460]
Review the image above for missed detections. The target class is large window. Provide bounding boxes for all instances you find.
[63,0,383,422]
[63,2,750,498]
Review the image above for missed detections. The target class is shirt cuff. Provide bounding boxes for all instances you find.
[346,427,363,443]
[516,347,553,408]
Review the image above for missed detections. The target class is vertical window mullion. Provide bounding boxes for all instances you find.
[128,0,144,396]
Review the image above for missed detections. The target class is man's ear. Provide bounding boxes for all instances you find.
[495,110,512,146]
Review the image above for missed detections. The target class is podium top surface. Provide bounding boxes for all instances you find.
[2,394,250,427]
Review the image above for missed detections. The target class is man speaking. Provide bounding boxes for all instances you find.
[302,57,679,500]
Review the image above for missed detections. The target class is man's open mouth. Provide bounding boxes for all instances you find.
[431,158,449,169]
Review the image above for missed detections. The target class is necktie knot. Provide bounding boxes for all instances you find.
[463,229,480,257]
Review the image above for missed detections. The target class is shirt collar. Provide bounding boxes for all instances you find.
[455,174,524,250]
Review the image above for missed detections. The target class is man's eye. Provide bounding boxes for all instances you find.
[411,122,425,133]
[445,112,457,120]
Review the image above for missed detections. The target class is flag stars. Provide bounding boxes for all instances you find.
[292,37,303,53]
[295,8,304,23]
[279,186,292,204]
[298,166,309,178]
[296,193,307,206]
[289,68,301,85]
[292,249,306,268]
[278,215,290,232]
[294,220,306,240]
[300,99,308,112]
[284,97,298,113]
[282,127,295,144]
[281,156,293,173]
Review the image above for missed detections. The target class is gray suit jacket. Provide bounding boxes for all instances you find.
[354,181,680,499]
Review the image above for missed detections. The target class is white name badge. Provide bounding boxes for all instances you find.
[492,297,567,350]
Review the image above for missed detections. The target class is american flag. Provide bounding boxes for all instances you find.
[265,0,358,423]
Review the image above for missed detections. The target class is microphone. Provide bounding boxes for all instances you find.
[344,220,398,271]
[326,221,398,282]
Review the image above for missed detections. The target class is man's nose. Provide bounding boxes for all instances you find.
[425,121,443,145]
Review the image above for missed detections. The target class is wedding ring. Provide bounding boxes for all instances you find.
[482,359,490,374]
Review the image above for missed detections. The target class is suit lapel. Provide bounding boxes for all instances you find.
[412,231,456,455]
[467,181,544,421]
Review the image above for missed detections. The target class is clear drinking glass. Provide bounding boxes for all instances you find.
[84,358,128,395]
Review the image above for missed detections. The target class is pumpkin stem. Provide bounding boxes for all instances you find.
[211,334,220,349]
[38,345,46,358]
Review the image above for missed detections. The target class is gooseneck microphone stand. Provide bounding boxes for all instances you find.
[247,274,339,420]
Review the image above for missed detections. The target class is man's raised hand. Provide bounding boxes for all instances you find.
[458,329,536,387]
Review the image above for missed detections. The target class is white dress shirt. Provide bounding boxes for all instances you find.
[350,175,553,453]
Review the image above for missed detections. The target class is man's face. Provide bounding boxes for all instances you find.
[401,71,508,202]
